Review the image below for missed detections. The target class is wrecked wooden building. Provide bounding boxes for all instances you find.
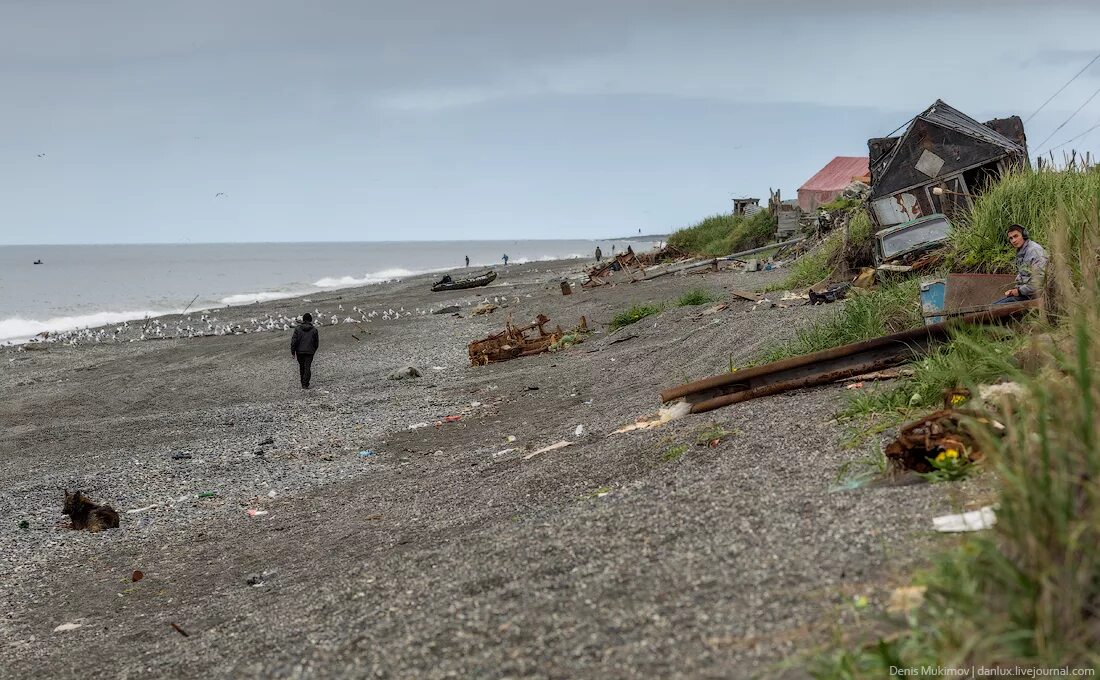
[868,99,1029,229]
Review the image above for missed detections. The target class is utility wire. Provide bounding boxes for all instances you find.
[1024,51,1100,123]
[1033,82,1100,153]
[1047,118,1100,153]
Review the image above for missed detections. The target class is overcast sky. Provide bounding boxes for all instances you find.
[3,0,1100,244]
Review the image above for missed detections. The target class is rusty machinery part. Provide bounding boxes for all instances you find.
[468,315,588,366]
[883,407,996,473]
[659,301,1037,414]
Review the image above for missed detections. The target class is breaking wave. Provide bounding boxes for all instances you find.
[219,290,307,305]
[313,268,419,288]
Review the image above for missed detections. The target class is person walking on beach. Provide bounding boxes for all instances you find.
[290,313,320,389]
[595,246,602,262]
[502,253,509,266]
[465,255,470,268]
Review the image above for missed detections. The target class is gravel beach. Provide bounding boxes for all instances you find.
[2,258,967,678]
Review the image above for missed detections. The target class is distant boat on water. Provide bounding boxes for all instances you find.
[33,259,43,265]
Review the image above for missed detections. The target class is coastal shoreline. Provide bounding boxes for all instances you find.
[1,257,956,677]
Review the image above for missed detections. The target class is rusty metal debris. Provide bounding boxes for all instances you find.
[468,314,588,366]
[883,408,1000,473]
[659,301,1036,414]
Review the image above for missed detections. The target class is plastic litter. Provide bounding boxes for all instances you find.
[407,422,429,430]
[932,506,996,532]
[524,440,572,460]
[53,623,82,632]
[197,492,216,499]
[574,425,585,437]
[493,448,516,457]
[444,415,462,423]
[126,504,158,514]
[358,450,377,457]
[247,509,269,517]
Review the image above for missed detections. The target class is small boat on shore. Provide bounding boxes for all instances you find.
[432,270,497,292]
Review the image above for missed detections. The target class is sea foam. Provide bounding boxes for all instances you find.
[313,268,418,288]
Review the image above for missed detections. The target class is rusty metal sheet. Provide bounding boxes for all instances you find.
[942,273,1017,315]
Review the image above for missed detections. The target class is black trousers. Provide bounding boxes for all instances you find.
[296,353,315,387]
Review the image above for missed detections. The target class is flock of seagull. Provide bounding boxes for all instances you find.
[15,295,524,348]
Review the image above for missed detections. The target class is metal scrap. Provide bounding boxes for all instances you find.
[659,301,1036,414]
[468,314,588,366]
[883,408,1002,473]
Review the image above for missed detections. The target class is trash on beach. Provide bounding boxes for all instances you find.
[444,415,462,423]
[845,382,865,390]
[407,422,429,430]
[247,509,269,517]
[197,492,217,499]
[612,401,692,434]
[574,424,585,437]
[468,314,589,366]
[127,504,158,514]
[932,506,997,532]
[54,622,82,633]
[171,452,192,460]
[493,448,516,457]
[506,435,517,442]
[524,440,572,460]
[887,585,927,614]
[170,622,190,637]
[389,366,421,380]
[358,450,377,457]
[883,408,999,473]
[132,570,144,583]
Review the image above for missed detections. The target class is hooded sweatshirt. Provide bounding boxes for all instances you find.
[291,322,319,355]
[1014,240,1048,298]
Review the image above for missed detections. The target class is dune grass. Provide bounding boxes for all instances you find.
[667,209,777,257]
[951,167,1100,272]
[811,195,1100,676]
[760,279,921,363]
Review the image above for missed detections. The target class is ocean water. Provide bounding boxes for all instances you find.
[0,239,655,343]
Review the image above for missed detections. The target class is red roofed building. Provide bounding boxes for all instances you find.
[797,156,870,212]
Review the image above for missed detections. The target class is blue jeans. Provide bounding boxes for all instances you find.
[994,295,1030,304]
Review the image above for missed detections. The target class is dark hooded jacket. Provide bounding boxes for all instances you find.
[291,322,319,355]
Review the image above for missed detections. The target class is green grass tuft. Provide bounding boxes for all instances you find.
[609,304,662,331]
[675,288,719,307]
[761,279,922,363]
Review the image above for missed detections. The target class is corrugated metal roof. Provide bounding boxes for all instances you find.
[920,99,1023,152]
[798,156,870,192]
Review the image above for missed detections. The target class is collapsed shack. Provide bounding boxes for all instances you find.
[868,99,1029,230]
[468,314,588,366]
[658,302,1036,414]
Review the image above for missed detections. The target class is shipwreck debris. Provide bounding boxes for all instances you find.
[468,314,588,366]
